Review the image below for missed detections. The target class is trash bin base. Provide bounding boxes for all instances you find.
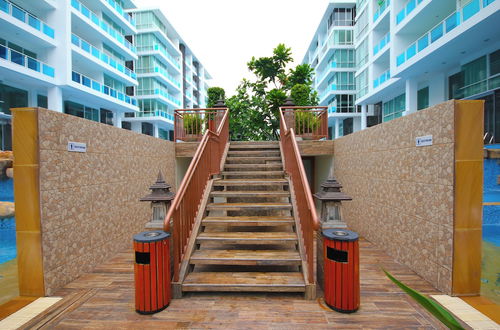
[136,303,170,315]
[325,301,359,314]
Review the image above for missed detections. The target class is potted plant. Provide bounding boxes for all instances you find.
[295,111,320,139]
[183,113,204,141]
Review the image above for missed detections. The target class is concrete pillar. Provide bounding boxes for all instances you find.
[153,123,159,138]
[334,118,340,139]
[361,104,367,130]
[429,73,446,107]
[404,78,418,116]
[113,112,123,128]
[47,86,63,112]
[131,121,141,134]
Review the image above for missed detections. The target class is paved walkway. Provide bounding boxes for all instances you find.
[45,239,446,329]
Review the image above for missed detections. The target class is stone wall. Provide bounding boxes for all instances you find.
[333,100,479,295]
[37,109,175,294]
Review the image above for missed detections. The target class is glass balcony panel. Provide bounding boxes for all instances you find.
[10,50,24,66]
[406,0,416,14]
[42,64,54,77]
[397,53,405,66]
[103,86,110,95]
[483,0,495,6]
[81,40,90,52]
[42,24,54,38]
[417,35,428,51]
[110,89,116,98]
[72,71,81,83]
[430,24,443,43]
[0,0,8,13]
[28,15,41,30]
[82,76,91,87]
[445,13,460,32]
[81,5,90,18]
[27,57,40,71]
[11,5,25,22]
[0,45,7,59]
[71,34,79,46]
[406,44,416,59]
[71,0,79,9]
[118,92,124,101]
[463,0,480,21]
[91,47,99,58]
[396,9,405,24]
[92,81,100,91]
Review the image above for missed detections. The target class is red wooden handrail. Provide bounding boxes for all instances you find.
[281,106,328,140]
[279,107,319,285]
[165,108,229,282]
[174,108,226,142]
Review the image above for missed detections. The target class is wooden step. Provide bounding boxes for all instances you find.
[213,179,288,186]
[227,150,281,157]
[229,144,280,150]
[206,203,292,211]
[190,250,301,266]
[197,232,297,244]
[203,216,294,226]
[224,164,283,170]
[221,171,284,176]
[210,191,290,198]
[225,157,282,164]
[230,141,279,145]
[182,272,305,292]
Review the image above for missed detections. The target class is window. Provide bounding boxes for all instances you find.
[343,118,353,135]
[331,49,355,68]
[335,94,357,113]
[356,39,368,68]
[64,101,99,122]
[100,109,114,125]
[417,87,429,110]
[383,94,406,122]
[122,121,132,130]
[356,69,368,98]
[328,8,355,27]
[159,128,169,140]
[489,49,500,90]
[37,95,47,108]
[355,10,368,39]
[448,72,464,99]
[462,56,487,96]
[333,30,353,45]
[331,72,355,90]
[142,122,153,136]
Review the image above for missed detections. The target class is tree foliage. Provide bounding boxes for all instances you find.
[227,44,317,140]
[206,87,225,108]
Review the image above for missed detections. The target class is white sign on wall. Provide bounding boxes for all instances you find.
[67,141,87,153]
[415,135,433,147]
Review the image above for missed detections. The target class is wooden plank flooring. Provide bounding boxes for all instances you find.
[41,239,449,329]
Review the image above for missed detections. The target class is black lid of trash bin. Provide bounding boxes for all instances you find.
[134,231,170,243]
[322,229,358,242]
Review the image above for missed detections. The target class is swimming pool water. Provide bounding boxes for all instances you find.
[0,178,16,264]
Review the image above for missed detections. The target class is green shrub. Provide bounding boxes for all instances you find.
[295,111,320,135]
[183,114,204,135]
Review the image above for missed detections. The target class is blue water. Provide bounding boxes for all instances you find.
[0,178,16,264]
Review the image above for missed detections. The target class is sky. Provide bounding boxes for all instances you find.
[135,0,329,96]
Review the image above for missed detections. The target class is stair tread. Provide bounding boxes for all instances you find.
[207,202,292,208]
[204,216,294,221]
[210,191,290,197]
[183,272,305,287]
[228,151,280,155]
[191,250,301,261]
[221,171,284,175]
[229,145,280,149]
[226,157,281,160]
[198,232,297,240]
[214,179,287,183]
[224,164,282,168]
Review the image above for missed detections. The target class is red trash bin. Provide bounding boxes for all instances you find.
[323,229,359,313]
[133,231,171,314]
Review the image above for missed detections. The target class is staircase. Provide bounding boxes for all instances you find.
[180,141,310,296]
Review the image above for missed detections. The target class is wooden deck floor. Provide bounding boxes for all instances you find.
[44,239,446,329]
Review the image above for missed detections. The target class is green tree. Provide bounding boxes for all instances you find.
[228,44,317,140]
[206,87,225,108]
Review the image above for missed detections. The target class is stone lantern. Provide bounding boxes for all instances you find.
[314,177,352,229]
[140,170,175,229]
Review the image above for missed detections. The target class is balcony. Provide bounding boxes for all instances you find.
[0,44,54,78]
[71,71,137,107]
[71,0,136,55]
[137,66,181,90]
[137,88,181,107]
[137,44,181,71]
[373,0,390,23]
[0,0,55,39]
[396,0,424,25]
[101,0,135,27]
[126,110,174,121]
[373,70,391,89]
[397,0,496,67]
[71,34,137,81]
[373,33,390,56]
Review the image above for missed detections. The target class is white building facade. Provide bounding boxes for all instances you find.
[304,0,500,141]
[123,8,211,141]
[0,0,140,149]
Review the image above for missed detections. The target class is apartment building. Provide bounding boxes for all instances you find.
[304,0,500,141]
[0,0,140,149]
[123,8,211,140]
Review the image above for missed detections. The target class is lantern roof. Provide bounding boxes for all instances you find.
[313,177,352,201]
[140,170,175,202]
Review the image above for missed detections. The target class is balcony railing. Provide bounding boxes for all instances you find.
[279,106,320,287]
[137,88,181,106]
[397,0,496,67]
[137,44,181,69]
[373,32,390,56]
[137,66,180,88]
[396,0,424,25]
[71,34,136,80]
[128,110,174,121]
[0,44,54,77]
[373,69,391,88]
[0,0,55,38]
[101,0,135,26]
[174,108,227,142]
[373,0,390,22]
[71,0,136,53]
[71,71,137,106]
